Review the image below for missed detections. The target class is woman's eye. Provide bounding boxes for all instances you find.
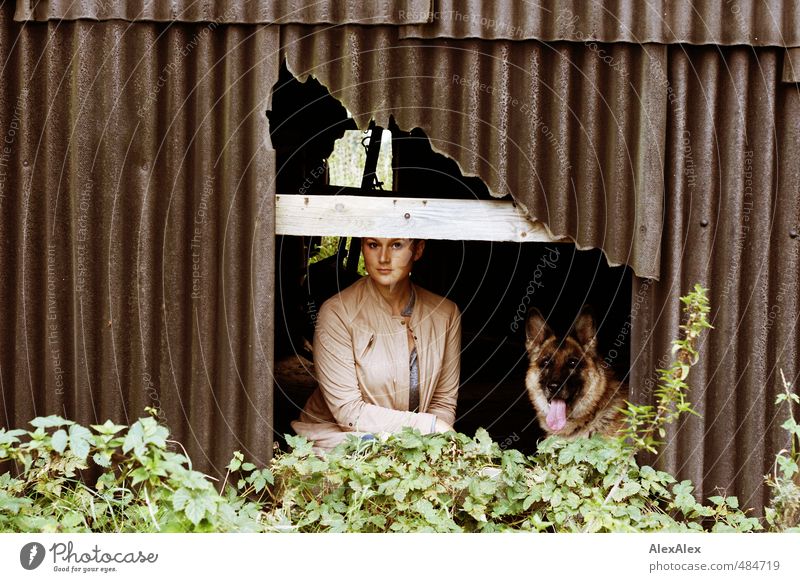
[367,242,378,249]
[392,242,403,249]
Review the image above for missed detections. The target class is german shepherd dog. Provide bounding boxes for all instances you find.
[524,307,628,438]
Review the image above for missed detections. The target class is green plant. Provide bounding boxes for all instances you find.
[308,236,367,276]
[0,411,271,532]
[262,425,760,532]
[765,370,800,531]
[620,283,712,453]
[2,284,791,533]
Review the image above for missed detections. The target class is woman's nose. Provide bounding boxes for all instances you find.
[379,247,390,262]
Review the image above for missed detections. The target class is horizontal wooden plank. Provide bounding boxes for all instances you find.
[275,195,562,243]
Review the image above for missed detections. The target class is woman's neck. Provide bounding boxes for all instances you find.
[372,277,412,316]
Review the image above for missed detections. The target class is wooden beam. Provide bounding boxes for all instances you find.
[275,195,562,243]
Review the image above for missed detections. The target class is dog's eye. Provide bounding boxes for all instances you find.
[567,358,579,368]
[539,358,551,368]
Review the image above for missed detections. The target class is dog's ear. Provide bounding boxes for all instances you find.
[571,306,597,350]
[525,308,555,355]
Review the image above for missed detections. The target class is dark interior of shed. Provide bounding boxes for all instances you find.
[268,61,632,454]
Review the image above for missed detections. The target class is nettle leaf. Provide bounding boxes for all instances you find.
[672,481,698,512]
[529,513,553,532]
[184,495,214,526]
[610,481,642,502]
[175,470,210,491]
[252,474,268,493]
[139,417,169,449]
[30,415,73,429]
[414,498,439,524]
[557,466,583,488]
[393,483,409,503]
[68,424,93,460]
[777,454,799,479]
[130,467,151,486]
[522,491,541,510]
[226,455,242,472]
[90,420,127,435]
[781,417,800,438]
[0,428,27,447]
[377,477,400,496]
[92,451,112,468]
[0,491,33,515]
[407,474,434,491]
[396,429,425,450]
[474,428,494,455]
[462,497,487,522]
[122,422,145,456]
[284,434,315,456]
[172,488,191,511]
[51,430,68,453]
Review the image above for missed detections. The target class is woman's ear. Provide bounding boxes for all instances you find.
[413,239,426,261]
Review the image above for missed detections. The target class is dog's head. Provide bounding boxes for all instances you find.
[525,307,599,432]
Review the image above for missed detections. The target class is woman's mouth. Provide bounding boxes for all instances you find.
[377,268,392,274]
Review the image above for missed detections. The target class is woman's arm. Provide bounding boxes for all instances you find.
[313,300,438,435]
[426,304,461,427]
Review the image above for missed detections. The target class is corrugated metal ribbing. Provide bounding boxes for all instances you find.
[14,0,433,25]
[785,47,800,81]
[401,0,800,47]
[0,4,278,476]
[282,25,667,279]
[630,45,800,515]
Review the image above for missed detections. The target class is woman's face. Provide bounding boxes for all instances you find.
[362,238,425,288]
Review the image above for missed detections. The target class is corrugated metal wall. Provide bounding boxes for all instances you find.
[3,0,798,518]
[283,25,667,280]
[14,0,433,25]
[0,3,278,476]
[401,0,800,47]
[630,45,800,514]
[17,0,800,47]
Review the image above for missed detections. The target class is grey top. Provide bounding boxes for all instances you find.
[401,286,420,413]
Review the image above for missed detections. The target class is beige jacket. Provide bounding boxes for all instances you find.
[291,276,461,451]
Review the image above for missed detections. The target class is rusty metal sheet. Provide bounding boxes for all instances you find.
[282,24,667,280]
[0,3,278,476]
[400,0,800,47]
[14,0,433,25]
[630,45,800,516]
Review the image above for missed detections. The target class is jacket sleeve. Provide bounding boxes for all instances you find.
[426,304,461,427]
[313,300,438,435]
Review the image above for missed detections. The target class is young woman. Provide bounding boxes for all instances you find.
[291,237,461,452]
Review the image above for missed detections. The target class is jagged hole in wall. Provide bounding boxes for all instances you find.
[268,61,632,453]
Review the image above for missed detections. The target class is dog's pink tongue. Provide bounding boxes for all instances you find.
[546,399,567,432]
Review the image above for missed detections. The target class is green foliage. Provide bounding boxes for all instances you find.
[620,283,712,453]
[262,427,760,533]
[765,370,800,532]
[327,128,393,191]
[0,413,270,532]
[308,236,367,276]
[2,284,796,533]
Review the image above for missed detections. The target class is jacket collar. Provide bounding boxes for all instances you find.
[365,275,419,322]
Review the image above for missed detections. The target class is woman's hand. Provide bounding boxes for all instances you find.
[434,418,454,433]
